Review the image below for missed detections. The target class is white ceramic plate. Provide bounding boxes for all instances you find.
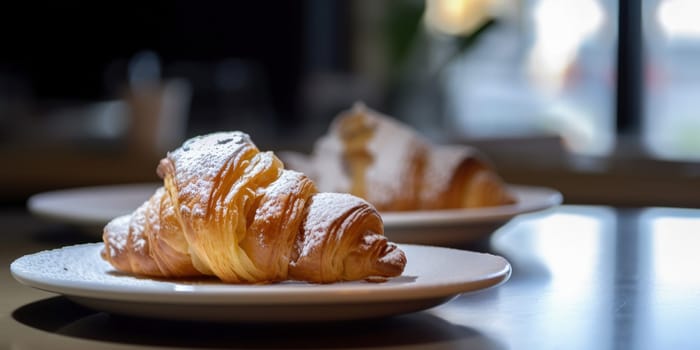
[381,185,562,246]
[10,243,510,322]
[27,183,160,231]
[27,183,561,244]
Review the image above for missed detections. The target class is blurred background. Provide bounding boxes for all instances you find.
[2,0,700,207]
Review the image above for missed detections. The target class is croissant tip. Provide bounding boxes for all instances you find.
[376,243,407,277]
[352,101,367,111]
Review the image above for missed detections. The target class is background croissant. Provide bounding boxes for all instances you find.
[290,103,516,212]
[102,131,406,284]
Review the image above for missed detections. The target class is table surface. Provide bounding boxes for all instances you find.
[3,204,700,349]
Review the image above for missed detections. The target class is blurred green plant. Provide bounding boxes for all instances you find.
[383,0,497,79]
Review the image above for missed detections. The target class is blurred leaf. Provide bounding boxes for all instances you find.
[439,18,497,73]
[384,0,426,67]
[454,18,496,55]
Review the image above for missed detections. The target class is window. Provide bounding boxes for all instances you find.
[374,0,700,162]
[644,0,700,161]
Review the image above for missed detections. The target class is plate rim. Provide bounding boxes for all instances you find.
[26,182,161,226]
[27,183,562,228]
[10,243,511,306]
[381,184,562,227]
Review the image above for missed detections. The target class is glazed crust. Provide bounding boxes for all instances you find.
[102,132,406,284]
[308,103,515,211]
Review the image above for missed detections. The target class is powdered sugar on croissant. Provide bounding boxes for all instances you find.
[305,102,515,211]
[101,131,406,284]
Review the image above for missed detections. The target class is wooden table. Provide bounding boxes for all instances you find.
[2,205,700,349]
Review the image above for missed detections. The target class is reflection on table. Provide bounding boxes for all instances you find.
[3,205,700,349]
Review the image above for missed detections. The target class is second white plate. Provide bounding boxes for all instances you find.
[10,243,511,322]
[381,185,562,246]
[27,183,561,245]
[27,183,160,231]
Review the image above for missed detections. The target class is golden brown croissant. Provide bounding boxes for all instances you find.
[304,102,515,211]
[102,131,406,284]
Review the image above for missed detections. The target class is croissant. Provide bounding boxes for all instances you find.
[101,131,406,284]
[303,102,515,212]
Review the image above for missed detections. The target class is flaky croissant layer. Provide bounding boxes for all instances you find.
[101,131,406,283]
[304,102,516,211]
